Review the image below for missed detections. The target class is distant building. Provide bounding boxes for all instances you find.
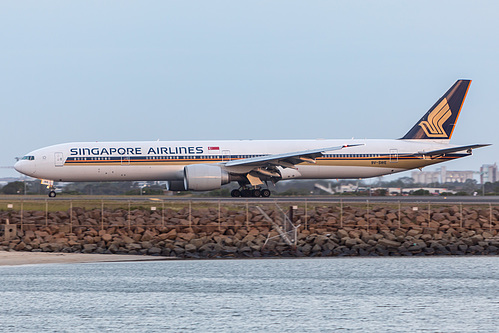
[411,170,440,184]
[412,166,474,184]
[441,166,474,183]
[480,163,498,184]
[334,183,361,193]
[386,187,402,196]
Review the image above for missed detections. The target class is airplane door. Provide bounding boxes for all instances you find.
[54,152,64,167]
[389,149,398,163]
[222,150,231,162]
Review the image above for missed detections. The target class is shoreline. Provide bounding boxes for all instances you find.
[2,251,498,267]
[0,251,171,266]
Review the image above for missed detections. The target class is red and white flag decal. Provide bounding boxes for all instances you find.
[208,146,220,151]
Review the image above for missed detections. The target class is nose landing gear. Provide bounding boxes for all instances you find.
[41,179,57,198]
[231,187,271,198]
[47,184,57,198]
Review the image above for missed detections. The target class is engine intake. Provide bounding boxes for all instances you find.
[166,180,186,191]
[183,164,230,191]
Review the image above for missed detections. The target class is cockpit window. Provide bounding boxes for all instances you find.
[22,156,35,161]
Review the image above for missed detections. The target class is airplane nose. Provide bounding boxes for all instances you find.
[14,160,24,173]
[14,160,22,173]
[14,160,36,176]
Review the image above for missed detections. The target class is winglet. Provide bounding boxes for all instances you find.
[401,80,471,140]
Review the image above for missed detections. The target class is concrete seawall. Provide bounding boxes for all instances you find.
[1,203,498,257]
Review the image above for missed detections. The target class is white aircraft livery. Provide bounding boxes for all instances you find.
[14,80,490,198]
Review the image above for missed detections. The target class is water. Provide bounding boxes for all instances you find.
[0,257,498,332]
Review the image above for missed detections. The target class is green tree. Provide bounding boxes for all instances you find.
[411,189,430,196]
[0,181,25,194]
[374,188,387,196]
[462,179,478,194]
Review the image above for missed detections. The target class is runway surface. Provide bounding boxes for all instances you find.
[151,196,499,204]
[3,195,499,204]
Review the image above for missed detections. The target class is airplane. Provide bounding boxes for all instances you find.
[14,79,490,198]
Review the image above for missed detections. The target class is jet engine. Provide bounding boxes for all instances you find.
[183,164,230,191]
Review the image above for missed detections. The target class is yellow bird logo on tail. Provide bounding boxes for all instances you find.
[418,98,452,138]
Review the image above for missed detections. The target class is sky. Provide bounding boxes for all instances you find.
[1,1,498,180]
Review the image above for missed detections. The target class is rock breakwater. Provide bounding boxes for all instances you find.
[1,204,498,257]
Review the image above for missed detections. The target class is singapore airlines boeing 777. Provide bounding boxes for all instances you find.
[15,79,490,197]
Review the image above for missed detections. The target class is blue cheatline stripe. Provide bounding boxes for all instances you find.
[63,153,466,166]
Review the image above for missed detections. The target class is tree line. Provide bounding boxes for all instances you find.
[1,178,498,196]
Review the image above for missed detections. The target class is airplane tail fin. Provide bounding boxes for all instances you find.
[400,79,471,140]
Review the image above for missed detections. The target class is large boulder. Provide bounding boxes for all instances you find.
[378,239,401,248]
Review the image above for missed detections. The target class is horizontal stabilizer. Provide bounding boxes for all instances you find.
[416,144,491,156]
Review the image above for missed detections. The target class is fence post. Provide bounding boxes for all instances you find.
[366,200,369,231]
[70,200,73,234]
[218,200,221,232]
[398,201,401,229]
[490,203,492,233]
[460,203,463,229]
[20,200,23,231]
[162,201,165,227]
[304,199,308,231]
[274,200,277,230]
[128,200,131,229]
[189,200,192,229]
[428,202,431,226]
[101,200,104,231]
[246,200,249,228]
[340,199,343,228]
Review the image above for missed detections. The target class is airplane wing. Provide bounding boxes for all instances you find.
[225,144,363,168]
[224,144,362,186]
[416,144,491,157]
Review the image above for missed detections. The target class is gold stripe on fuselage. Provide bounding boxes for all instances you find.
[64,155,462,170]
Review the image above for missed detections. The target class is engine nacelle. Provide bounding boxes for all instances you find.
[166,180,186,191]
[183,164,230,191]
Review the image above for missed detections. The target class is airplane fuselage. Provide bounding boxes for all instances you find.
[14,139,468,182]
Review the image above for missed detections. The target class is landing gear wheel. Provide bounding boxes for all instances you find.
[231,189,241,197]
[48,191,57,198]
[261,189,271,198]
[252,189,261,197]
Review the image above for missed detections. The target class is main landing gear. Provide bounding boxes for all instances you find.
[231,187,271,198]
